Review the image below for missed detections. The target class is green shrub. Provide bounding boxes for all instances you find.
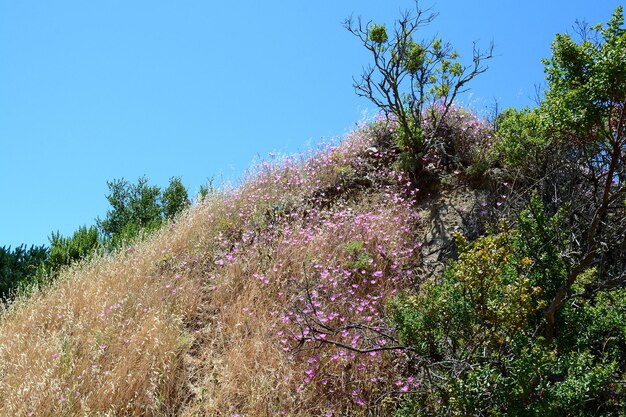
[47,225,100,273]
[494,107,551,175]
[341,239,372,271]
[0,244,48,298]
[389,198,626,415]
[162,176,190,220]
[98,176,189,248]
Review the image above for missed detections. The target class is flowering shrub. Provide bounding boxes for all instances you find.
[277,200,420,412]
[345,1,492,177]
[423,105,495,171]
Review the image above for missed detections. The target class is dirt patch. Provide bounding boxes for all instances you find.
[415,185,486,279]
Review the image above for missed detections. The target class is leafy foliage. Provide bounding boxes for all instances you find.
[494,107,551,175]
[98,176,163,246]
[542,6,626,144]
[528,7,625,343]
[162,176,190,220]
[0,244,48,298]
[389,8,626,415]
[340,239,373,271]
[47,225,100,273]
[391,200,625,415]
[98,176,189,248]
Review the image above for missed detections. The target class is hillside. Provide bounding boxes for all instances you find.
[0,122,433,415]
[1,106,625,415]
[0,6,624,416]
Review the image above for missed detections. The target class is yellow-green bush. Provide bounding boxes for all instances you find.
[390,199,626,415]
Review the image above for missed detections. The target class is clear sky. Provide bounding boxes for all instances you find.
[0,0,619,248]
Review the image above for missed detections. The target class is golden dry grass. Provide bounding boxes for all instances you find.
[0,123,420,416]
[0,211,207,416]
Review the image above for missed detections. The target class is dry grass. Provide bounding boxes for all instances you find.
[0,208,210,415]
[0,121,423,416]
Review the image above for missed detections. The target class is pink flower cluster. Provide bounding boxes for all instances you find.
[200,120,422,411]
[423,105,494,168]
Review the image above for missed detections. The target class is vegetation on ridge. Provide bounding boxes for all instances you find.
[0,3,623,416]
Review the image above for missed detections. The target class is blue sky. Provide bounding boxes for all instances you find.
[0,0,618,248]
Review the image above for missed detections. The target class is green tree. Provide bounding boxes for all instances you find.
[162,176,189,220]
[537,6,626,343]
[542,6,626,146]
[0,244,48,298]
[47,225,100,273]
[97,176,163,247]
[345,1,492,175]
[97,176,189,248]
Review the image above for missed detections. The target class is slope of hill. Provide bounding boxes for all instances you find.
[2,5,625,416]
[0,121,445,416]
[1,100,625,415]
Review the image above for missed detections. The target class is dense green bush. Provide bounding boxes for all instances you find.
[162,176,189,220]
[494,107,551,176]
[97,176,163,247]
[0,244,48,298]
[98,176,189,248]
[47,225,100,273]
[390,198,625,415]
